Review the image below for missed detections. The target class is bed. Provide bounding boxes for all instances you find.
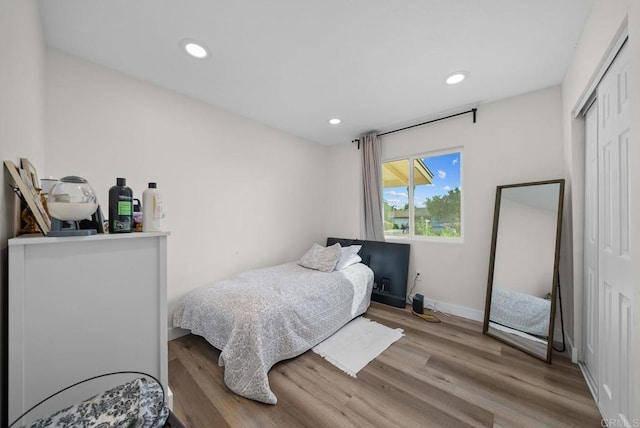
[173,243,375,404]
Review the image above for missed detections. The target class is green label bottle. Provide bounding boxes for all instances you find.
[108,177,133,233]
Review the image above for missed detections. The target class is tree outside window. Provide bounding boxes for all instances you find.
[382,151,462,239]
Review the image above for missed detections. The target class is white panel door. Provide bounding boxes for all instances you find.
[596,42,632,425]
[583,102,598,392]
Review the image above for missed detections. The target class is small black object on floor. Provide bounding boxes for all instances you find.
[412,294,440,323]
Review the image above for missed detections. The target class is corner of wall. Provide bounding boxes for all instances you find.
[559,178,576,356]
[325,141,363,239]
[0,1,47,425]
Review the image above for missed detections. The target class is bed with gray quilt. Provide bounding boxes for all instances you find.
[173,244,374,404]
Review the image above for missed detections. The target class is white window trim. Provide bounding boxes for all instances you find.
[382,147,464,243]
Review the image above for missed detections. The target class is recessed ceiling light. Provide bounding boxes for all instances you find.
[328,118,342,125]
[181,39,209,59]
[446,71,468,85]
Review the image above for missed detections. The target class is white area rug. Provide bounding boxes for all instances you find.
[312,317,404,377]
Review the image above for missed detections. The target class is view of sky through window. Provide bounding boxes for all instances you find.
[383,151,462,238]
[384,152,460,209]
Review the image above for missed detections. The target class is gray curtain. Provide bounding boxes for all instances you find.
[361,132,385,241]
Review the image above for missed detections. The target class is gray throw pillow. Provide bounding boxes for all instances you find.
[298,243,341,272]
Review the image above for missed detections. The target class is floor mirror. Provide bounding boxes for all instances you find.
[483,179,564,363]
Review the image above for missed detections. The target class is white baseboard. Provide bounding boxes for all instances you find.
[567,335,578,363]
[423,298,484,322]
[167,386,174,410]
[168,326,190,341]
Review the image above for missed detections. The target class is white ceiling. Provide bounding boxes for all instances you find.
[38,0,594,145]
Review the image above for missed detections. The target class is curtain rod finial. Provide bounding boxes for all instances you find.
[352,139,361,150]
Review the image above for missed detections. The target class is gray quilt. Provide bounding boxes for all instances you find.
[173,262,374,404]
[490,287,551,337]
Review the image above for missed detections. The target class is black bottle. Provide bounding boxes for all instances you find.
[108,177,133,233]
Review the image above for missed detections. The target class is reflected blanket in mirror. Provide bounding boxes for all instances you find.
[490,287,550,337]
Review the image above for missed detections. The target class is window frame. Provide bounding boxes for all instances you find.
[381,147,464,243]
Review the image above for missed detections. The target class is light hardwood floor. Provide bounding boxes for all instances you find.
[168,302,601,427]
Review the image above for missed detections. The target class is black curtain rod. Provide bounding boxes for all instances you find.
[378,108,477,137]
[352,108,477,149]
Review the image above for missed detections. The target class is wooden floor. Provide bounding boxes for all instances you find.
[168,302,601,428]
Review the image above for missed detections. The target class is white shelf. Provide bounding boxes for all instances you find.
[9,231,170,246]
[8,233,169,425]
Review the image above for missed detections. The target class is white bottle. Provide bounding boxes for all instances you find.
[142,182,163,232]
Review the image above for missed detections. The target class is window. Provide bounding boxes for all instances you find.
[382,150,462,239]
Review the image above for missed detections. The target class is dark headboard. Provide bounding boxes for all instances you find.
[326,237,410,308]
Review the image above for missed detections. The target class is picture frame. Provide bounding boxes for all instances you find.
[4,160,51,235]
[20,157,40,190]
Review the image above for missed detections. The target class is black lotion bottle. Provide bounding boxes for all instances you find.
[109,177,133,233]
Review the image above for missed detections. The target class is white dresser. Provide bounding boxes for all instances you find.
[8,232,169,425]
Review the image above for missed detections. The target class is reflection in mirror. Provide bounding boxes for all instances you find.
[483,179,564,363]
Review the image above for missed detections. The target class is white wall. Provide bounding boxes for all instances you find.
[0,0,46,424]
[561,0,640,418]
[44,50,329,331]
[325,140,362,239]
[0,0,46,241]
[326,86,564,319]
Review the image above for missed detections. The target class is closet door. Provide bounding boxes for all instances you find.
[583,102,598,392]
[596,41,632,425]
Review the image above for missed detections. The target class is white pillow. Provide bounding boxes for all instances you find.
[335,245,362,271]
[298,243,341,272]
[335,254,362,271]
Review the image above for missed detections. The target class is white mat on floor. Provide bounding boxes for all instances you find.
[312,316,404,377]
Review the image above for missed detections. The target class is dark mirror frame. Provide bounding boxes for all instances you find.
[483,179,565,363]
